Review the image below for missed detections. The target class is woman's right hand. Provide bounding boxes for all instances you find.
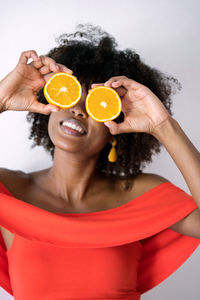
[0,50,73,115]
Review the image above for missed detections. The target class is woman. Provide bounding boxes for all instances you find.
[0,24,199,300]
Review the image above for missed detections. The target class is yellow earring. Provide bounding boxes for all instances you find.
[108,138,117,163]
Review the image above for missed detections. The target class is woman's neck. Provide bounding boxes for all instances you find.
[35,148,107,207]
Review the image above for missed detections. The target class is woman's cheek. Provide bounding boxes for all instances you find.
[91,126,111,151]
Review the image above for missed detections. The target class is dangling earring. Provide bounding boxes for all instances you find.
[108,138,117,163]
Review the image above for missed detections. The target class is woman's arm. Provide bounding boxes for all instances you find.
[151,117,200,238]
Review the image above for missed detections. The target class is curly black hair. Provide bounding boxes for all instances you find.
[26,23,181,187]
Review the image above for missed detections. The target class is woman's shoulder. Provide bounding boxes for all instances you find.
[137,172,170,186]
[0,167,29,197]
[0,166,28,181]
[128,172,170,195]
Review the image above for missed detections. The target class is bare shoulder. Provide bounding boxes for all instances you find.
[135,172,170,193]
[0,167,29,202]
[0,167,20,178]
[0,167,18,187]
[142,172,170,182]
[0,167,27,187]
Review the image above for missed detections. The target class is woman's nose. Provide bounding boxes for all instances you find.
[69,103,88,119]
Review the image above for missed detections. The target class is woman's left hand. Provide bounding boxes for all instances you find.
[91,76,171,135]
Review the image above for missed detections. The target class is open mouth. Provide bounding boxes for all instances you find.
[59,119,87,137]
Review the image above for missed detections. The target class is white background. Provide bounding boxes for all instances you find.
[0,0,199,299]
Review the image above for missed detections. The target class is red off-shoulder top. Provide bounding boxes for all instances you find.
[0,181,199,300]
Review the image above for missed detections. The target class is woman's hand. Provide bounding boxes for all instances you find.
[91,76,171,135]
[0,50,73,115]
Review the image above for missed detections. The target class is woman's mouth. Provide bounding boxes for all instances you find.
[60,119,87,137]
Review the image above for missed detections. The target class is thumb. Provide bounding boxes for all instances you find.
[104,121,128,135]
[28,101,60,115]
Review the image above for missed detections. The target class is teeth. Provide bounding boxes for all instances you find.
[62,121,85,134]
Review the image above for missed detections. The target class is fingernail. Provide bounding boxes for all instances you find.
[51,109,59,112]
[104,121,111,127]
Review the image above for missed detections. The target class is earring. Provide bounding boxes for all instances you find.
[108,138,117,163]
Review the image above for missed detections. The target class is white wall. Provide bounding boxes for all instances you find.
[0,0,199,299]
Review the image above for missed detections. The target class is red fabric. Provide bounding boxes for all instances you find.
[0,181,199,299]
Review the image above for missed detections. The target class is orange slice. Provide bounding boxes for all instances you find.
[44,72,82,108]
[85,86,122,122]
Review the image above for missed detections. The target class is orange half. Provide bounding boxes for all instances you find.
[44,72,82,108]
[85,86,122,122]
